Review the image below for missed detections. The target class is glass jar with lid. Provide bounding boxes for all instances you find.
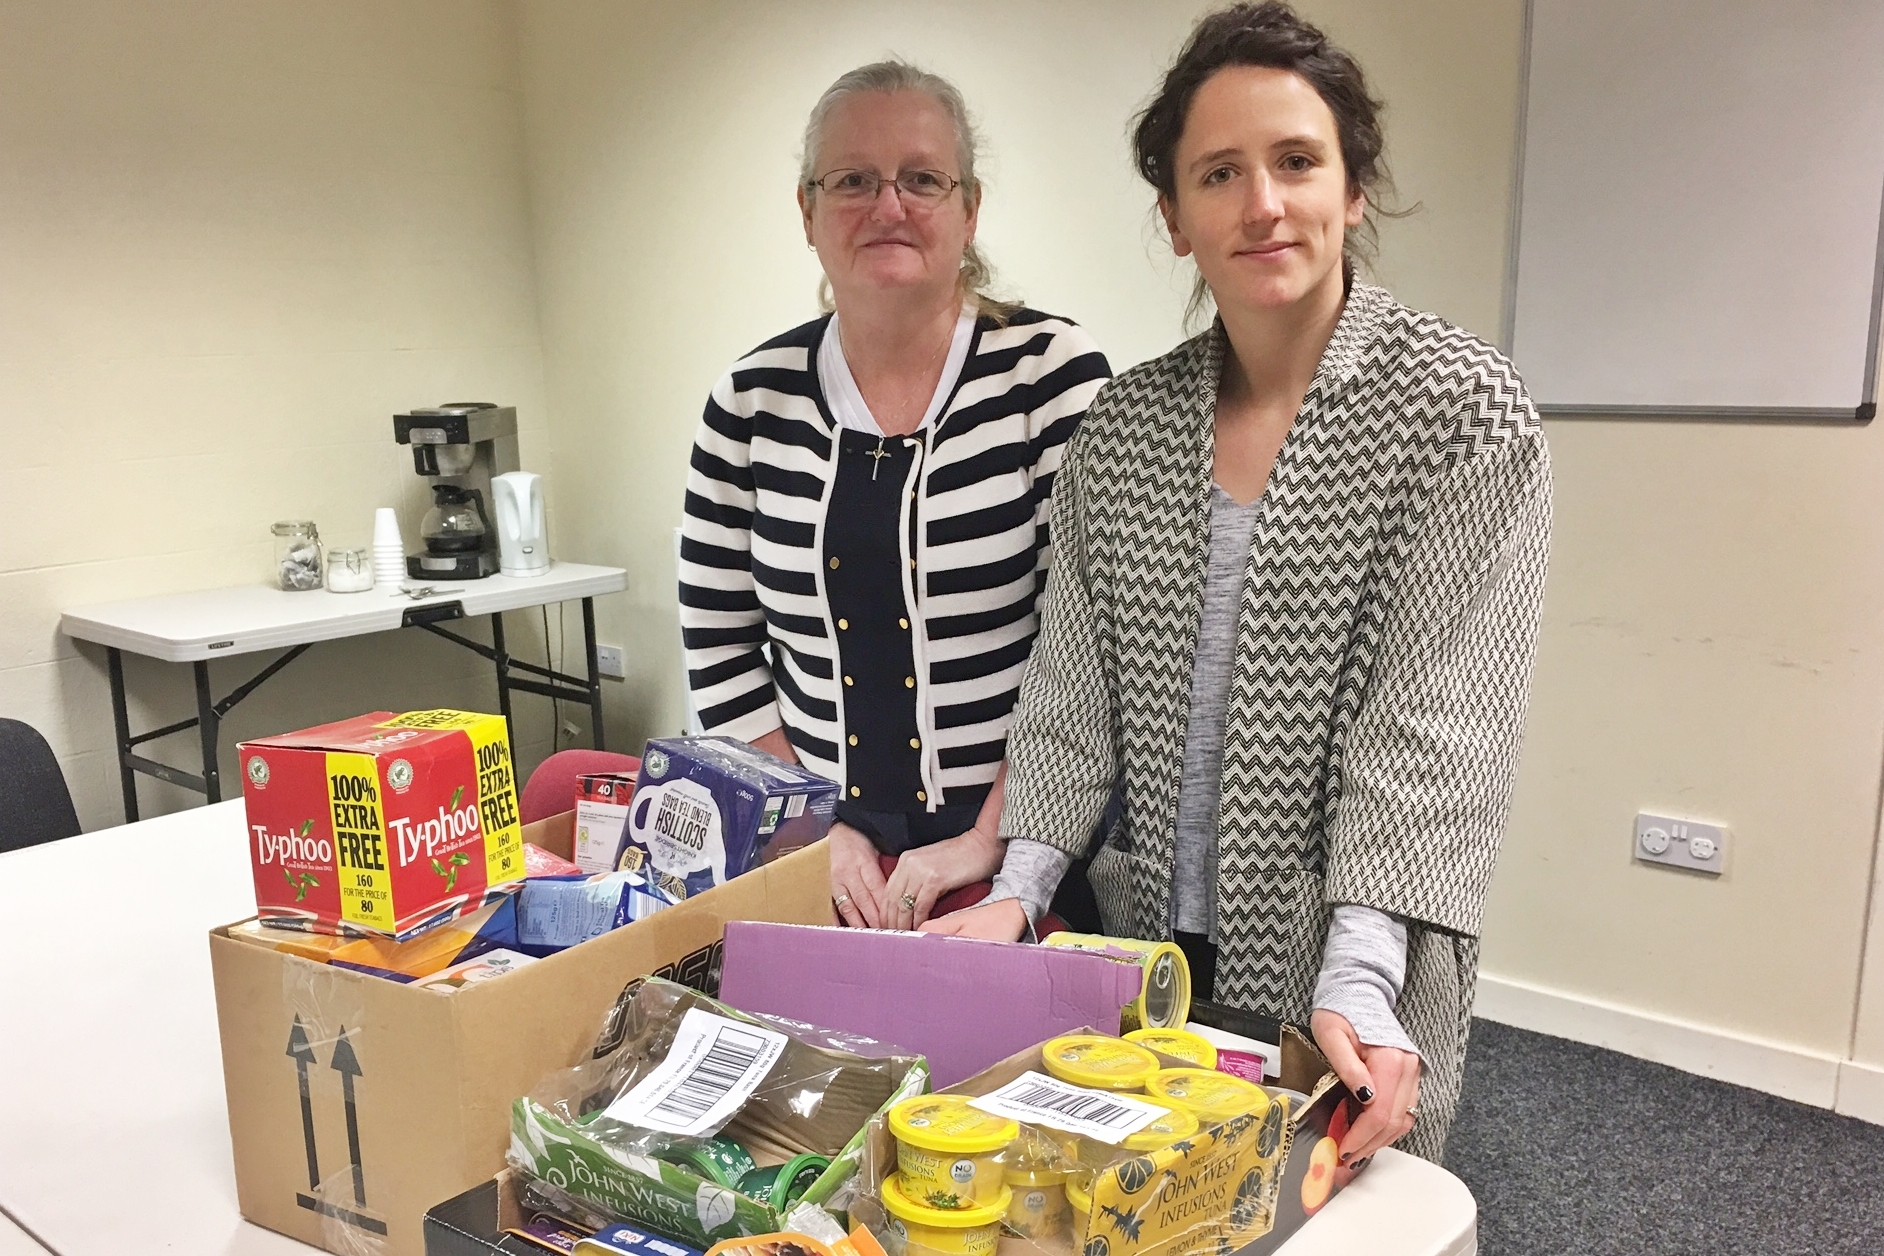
[272,520,324,591]
[325,546,374,593]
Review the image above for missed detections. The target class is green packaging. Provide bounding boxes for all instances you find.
[509,979,928,1248]
[737,1154,832,1211]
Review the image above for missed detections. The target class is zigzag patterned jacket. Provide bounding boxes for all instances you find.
[1002,283,1551,1159]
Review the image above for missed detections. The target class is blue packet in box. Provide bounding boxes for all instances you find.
[627,736,838,898]
[575,1223,705,1256]
[517,869,679,954]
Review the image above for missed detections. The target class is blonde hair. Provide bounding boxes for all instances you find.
[800,60,1019,323]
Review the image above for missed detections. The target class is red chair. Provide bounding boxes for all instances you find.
[520,748,641,826]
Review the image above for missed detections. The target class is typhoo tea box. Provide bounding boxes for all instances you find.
[239,709,524,939]
[627,736,838,897]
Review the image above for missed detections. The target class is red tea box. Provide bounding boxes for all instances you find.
[238,709,524,939]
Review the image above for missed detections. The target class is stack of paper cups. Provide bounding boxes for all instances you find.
[372,508,406,585]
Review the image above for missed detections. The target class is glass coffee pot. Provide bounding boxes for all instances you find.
[420,484,489,554]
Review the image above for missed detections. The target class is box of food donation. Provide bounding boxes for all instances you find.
[627,737,838,898]
[239,710,525,939]
[845,1025,1359,1256]
[210,810,835,1256]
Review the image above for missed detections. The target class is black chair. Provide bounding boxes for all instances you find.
[0,719,81,852]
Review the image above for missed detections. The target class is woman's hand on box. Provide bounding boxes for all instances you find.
[828,821,890,928]
[883,825,1005,929]
[1309,1009,1421,1165]
[919,896,1028,941]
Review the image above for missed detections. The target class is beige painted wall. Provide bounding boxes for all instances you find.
[1,0,558,830]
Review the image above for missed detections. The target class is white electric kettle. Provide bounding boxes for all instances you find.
[491,472,550,577]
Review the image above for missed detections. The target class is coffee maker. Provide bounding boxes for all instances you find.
[392,403,520,580]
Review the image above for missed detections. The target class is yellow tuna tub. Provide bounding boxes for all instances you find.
[1144,1067,1272,1127]
[1123,1027,1219,1069]
[881,1174,1010,1256]
[1040,933,1192,1030]
[1065,1175,1093,1238]
[888,1094,1018,1209]
[1003,1163,1071,1239]
[1040,1034,1161,1093]
[1120,1102,1201,1152]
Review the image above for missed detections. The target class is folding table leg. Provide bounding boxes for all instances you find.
[194,660,221,804]
[107,647,139,823]
[491,612,514,749]
[582,597,606,751]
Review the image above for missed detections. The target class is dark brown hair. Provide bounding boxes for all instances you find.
[1133,2,1398,311]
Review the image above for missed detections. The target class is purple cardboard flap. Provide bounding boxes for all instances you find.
[719,922,1143,1087]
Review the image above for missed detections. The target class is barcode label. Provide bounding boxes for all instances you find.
[602,1008,788,1135]
[968,1071,1167,1144]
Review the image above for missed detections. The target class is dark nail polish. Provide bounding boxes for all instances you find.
[1339,1153,1351,1163]
[1352,1157,1371,1171]
[1355,1085,1375,1104]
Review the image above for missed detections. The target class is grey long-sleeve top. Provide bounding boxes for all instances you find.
[991,484,1416,1055]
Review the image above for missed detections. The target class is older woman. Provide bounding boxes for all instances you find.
[930,2,1551,1169]
[679,62,1110,932]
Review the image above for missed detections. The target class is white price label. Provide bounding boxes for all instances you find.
[967,1071,1169,1144]
[602,1008,789,1136]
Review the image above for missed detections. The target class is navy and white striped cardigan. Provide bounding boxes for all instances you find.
[679,308,1110,807]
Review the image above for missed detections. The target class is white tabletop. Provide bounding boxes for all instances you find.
[0,802,1471,1256]
[0,1213,50,1256]
[0,802,316,1255]
[1280,1149,1476,1255]
[59,562,626,662]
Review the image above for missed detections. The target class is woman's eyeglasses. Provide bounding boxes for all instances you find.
[807,169,963,203]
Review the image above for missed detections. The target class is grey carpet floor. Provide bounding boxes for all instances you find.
[1443,1020,1884,1256]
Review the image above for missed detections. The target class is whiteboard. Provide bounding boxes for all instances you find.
[1506,0,1884,419]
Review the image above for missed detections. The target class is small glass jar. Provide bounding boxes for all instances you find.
[272,520,324,591]
[325,546,374,593]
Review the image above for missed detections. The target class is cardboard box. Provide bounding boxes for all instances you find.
[239,710,525,938]
[630,738,838,897]
[847,1026,1357,1256]
[1223,1026,1363,1255]
[424,1169,571,1256]
[427,1030,1361,1256]
[210,811,835,1256]
[717,922,1147,1087]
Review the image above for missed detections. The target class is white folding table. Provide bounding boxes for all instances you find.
[60,562,626,822]
[0,805,1475,1256]
[0,1213,50,1256]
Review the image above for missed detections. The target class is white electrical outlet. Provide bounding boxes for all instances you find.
[596,644,625,679]
[1634,812,1727,875]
